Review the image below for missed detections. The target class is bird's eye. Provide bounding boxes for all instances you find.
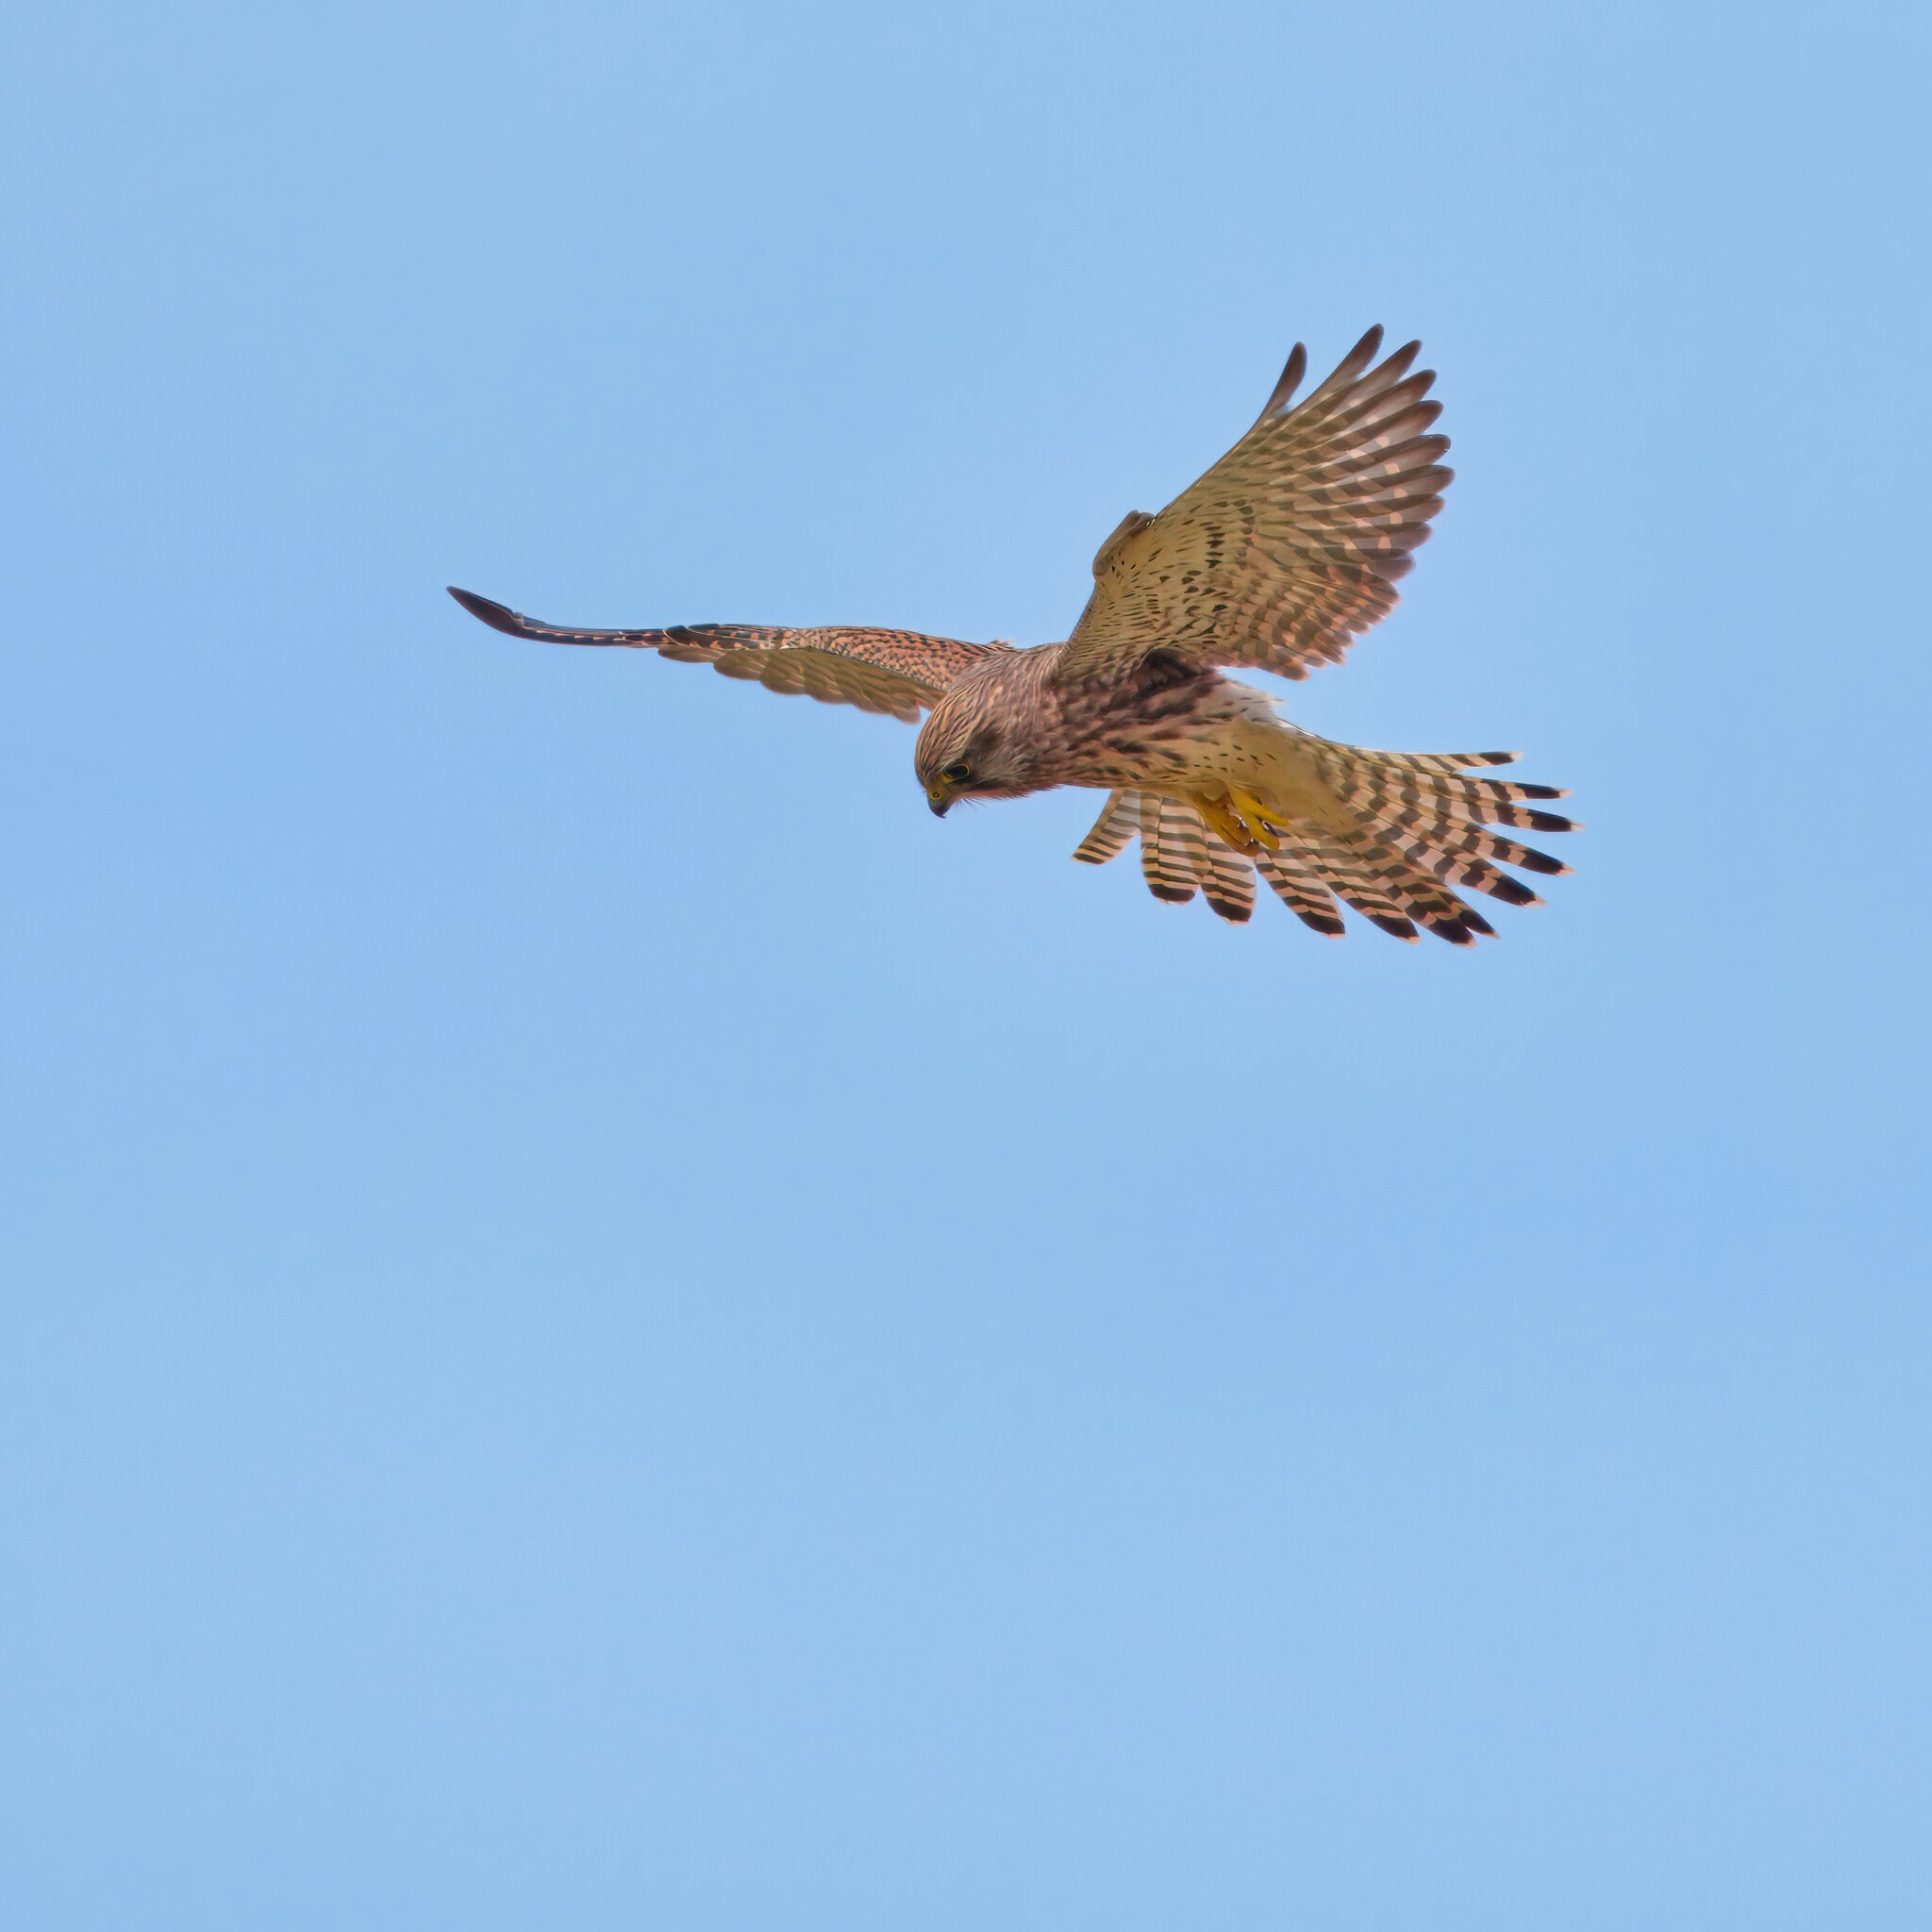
[942,761,973,784]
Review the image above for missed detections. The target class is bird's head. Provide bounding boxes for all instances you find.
[915,684,1038,816]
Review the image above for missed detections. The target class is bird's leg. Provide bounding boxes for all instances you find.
[1230,788,1288,849]
[1196,787,1287,853]
[1196,795,1259,852]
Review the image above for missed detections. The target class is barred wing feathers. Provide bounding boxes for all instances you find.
[449,587,1008,724]
[1063,326,1452,682]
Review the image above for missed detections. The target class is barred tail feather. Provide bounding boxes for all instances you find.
[1340,747,1523,775]
[1300,733,1576,942]
[1068,738,1574,944]
[1072,790,1140,864]
[1073,791,1261,925]
[1160,798,1214,892]
[1139,793,1199,904]
[1256,849,1346,937]
[1294,832,1423,942]
[1198,832,1257,924]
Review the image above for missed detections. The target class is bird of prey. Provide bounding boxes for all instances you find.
[450,326,1574,944]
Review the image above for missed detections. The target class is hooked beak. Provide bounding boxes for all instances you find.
[926,784,954,818]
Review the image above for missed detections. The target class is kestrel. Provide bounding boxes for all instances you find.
[451,326,1574,943]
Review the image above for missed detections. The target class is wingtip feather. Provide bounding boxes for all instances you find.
[1257,341,1307,420]
[447,586,530,637]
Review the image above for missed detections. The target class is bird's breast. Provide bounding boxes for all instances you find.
[1047,668,1235,789]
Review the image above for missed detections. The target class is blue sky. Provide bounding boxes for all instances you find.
[4,2,1928,1925]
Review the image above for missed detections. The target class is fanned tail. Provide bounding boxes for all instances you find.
[1069,741,1576,945]
[1074,790,1341,934]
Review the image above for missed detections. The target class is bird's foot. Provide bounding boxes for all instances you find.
[1197,788,1288,853]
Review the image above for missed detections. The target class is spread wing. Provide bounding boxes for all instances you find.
[448,588,1008,724]
[1061,326,1452,682]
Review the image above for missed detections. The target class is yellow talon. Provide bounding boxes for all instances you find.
[1195,789,1287,853]
[1227,788,1286,850]
[1196,797,1257,852]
